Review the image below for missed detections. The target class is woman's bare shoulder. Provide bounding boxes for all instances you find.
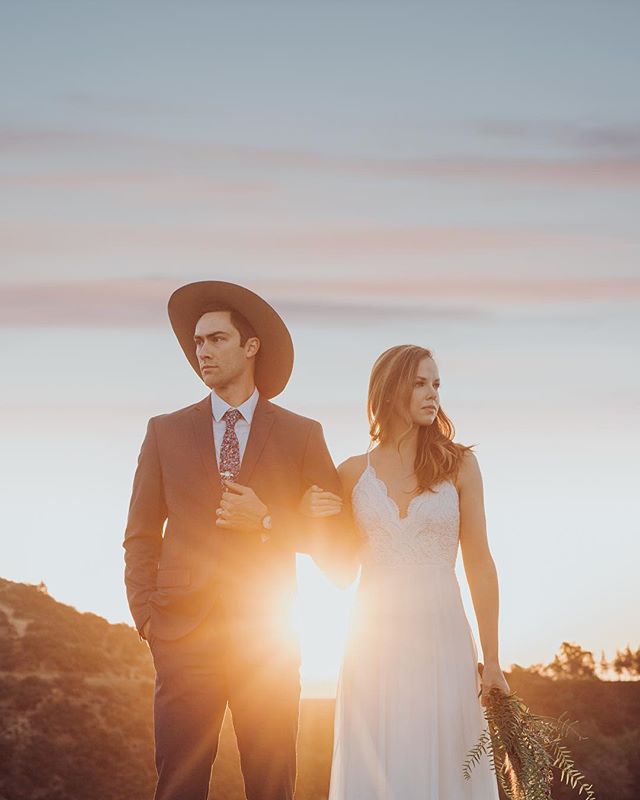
[337,453,369,492]
[454,447,481,492]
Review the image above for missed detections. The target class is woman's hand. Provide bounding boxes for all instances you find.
[479,661,510,707]
[299,484,343,518]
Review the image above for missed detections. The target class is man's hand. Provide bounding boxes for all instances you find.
[216,480,268,531]
[299,485,343,518]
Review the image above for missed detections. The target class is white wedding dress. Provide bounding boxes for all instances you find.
[328,451,499,800]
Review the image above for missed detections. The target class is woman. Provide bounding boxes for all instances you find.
[301,344,509,799]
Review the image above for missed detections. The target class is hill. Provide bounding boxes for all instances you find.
[0,578,638,799]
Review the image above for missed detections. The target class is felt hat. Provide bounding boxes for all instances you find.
[168,281,294,398]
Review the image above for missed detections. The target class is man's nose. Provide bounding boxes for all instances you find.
[198,343,212,360]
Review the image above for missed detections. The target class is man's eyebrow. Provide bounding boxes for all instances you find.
[193,330,228,341]
[415,375,440,381]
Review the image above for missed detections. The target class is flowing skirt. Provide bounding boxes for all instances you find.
[328,563,500,800]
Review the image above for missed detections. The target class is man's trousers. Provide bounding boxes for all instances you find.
[148,599,301,800]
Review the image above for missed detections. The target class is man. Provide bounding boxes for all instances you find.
[123,281,352,800]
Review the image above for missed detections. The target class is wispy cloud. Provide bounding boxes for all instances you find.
[1,170,274,198]
[474,120,640,155]
[3,126,640,187]
[1,276,638,328]
[0,221,598,259]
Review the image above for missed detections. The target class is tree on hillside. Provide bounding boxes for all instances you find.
[598,649,609,678]
[612,645,640,680]
[545,642,597,680]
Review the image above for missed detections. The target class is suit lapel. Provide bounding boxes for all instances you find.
[237,395,276,485]
[190,395,221,501]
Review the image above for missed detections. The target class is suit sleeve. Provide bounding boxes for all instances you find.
[122,417,167,635]
[269,421,361,584]
[264,420,329,553]
[302,422,361,585]
[303,423,362,586]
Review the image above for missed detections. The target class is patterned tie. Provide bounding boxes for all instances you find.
[219,408,242,483]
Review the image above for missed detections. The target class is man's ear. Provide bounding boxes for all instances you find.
[245,336,260,358]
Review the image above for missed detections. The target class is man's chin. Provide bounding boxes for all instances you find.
[202,372,232,392]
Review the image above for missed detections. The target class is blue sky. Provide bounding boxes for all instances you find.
[1,1,639,691]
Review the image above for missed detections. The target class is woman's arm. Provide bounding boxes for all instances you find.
[457,450,510,702]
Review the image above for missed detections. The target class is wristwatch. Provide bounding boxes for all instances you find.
[260,513,272,543]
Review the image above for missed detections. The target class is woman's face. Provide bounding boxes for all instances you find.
[406,356,440,427]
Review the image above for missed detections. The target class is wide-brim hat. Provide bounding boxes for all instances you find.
[167,281,294,398]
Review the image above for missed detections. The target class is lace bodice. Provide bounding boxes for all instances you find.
[352,454,460,567]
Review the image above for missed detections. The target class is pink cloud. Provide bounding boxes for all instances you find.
[3,126,640,187]
[1,171,273,197]
[1,276,638,328]
[474,121,640,154]
[0,221,603,259]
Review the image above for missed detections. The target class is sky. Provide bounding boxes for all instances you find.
[1,1,639,694]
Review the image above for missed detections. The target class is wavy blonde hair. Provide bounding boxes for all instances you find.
[367,345,475,493]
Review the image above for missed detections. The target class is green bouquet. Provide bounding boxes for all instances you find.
[463,686,596,799]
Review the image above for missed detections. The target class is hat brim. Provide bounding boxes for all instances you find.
[168,281,294,399]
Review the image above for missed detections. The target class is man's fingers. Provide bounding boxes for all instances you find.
[312,504,342,513]
[312,491,342,501]
[312,501,343,510]
[216,511,239,525]
[223,480,247,494]
[222,492,247,506]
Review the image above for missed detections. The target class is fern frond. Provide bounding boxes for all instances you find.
[463,687,597,800]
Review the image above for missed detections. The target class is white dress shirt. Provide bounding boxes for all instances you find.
[210,385,260,468]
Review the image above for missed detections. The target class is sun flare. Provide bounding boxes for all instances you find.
[292,555,360,696]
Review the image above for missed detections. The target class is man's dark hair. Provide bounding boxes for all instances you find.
[198,303,258,347]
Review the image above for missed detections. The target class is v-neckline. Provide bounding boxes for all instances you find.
[368,464,423,522]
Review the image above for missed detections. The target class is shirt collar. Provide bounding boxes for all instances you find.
[210,386,260,424]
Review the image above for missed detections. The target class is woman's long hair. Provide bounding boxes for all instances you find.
[367,344,475,493]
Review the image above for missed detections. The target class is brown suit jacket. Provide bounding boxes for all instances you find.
[123,393,352,641]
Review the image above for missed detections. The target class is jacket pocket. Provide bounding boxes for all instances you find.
[156,568,191,588]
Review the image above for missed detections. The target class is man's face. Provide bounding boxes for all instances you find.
[193,311,259,389]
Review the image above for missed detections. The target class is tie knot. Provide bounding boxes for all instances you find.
[222,408,243,427]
